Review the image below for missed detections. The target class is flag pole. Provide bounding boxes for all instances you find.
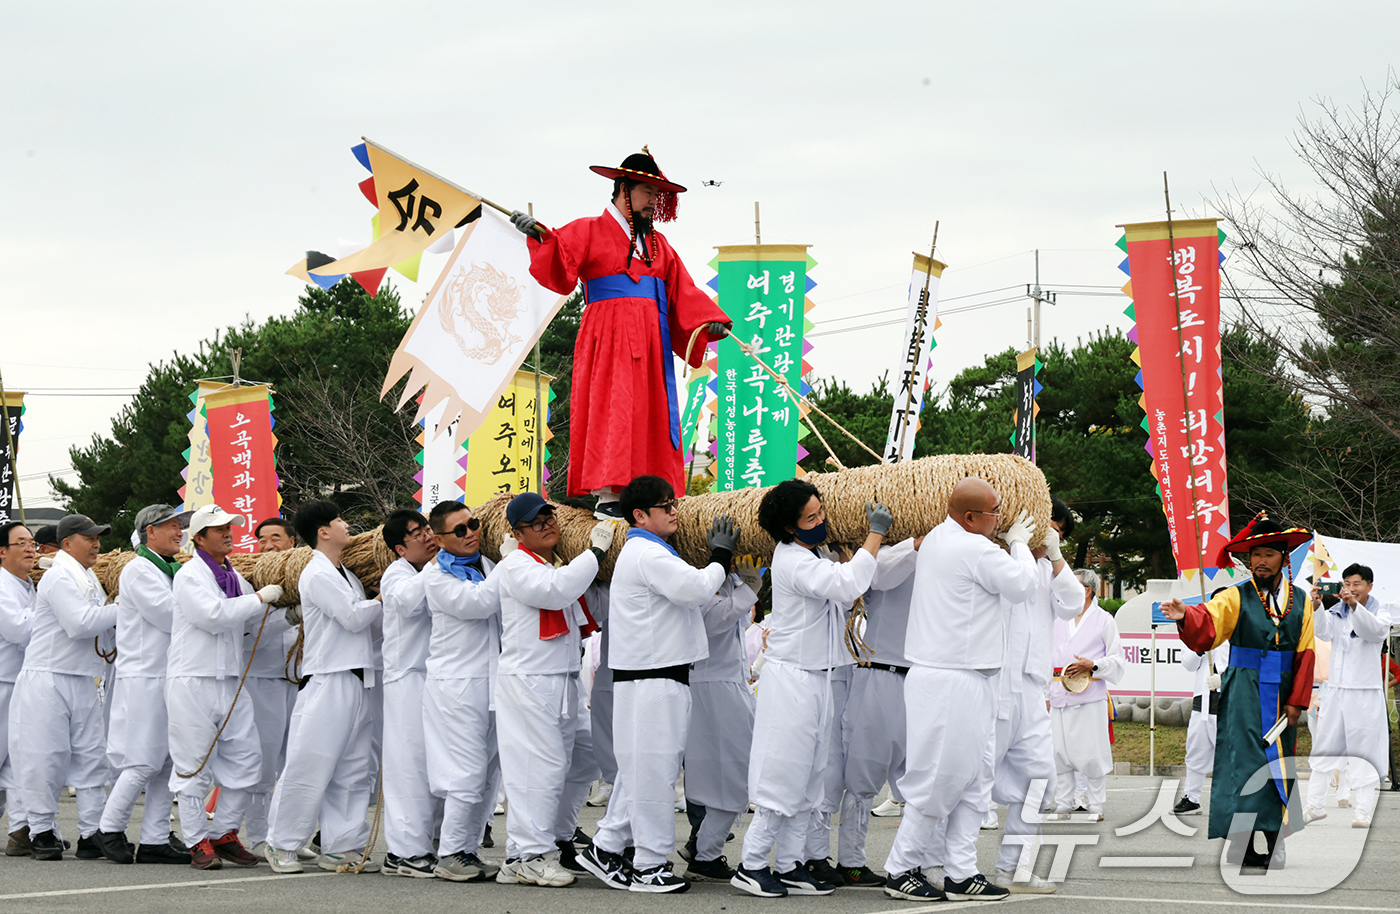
[895,222,938,462]
[363,137,517,218]
[529,203,545,496]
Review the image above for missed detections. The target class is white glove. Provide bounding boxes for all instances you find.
[257,585,284,605]
[500,534,518,557]
[1001,509,1036,548]
[1043,525,1062,562]
[589,521,617,553]
[1207,672,1221,691]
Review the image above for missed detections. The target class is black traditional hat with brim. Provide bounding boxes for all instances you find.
[1214,510,1311,569]
[590,146,684,223]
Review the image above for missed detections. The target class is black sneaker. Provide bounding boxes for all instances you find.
[731,864,788,897]
[884,868,944,901]
[577,844,631,890]
[806,857,845,886]
[1173,796,1202,816]
[944,873,1010,901]
[75,834,104,860]
[384,852,436,877]
[94,829,134,864]
[167,832,189,855]
[571,827,591,850]
[593,501,627,519]
[629,862,690,893]
[778,866,836,895]
[30,829,64,861]
[481,823,494,848]
[686,855,735,881]
[135,841,191,864]
[680,831,698,862]
[840,864,887,887]
[556,839,588,873]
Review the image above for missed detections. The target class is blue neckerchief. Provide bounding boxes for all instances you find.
[437,549,485,583]
[626,527,680,558]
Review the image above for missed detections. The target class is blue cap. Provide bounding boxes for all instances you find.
[506,492,551,527]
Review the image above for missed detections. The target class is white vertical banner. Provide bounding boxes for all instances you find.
[882,252,946,462]
[419,398,464,513]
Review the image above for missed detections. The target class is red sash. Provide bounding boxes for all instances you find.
[518,547,599,641]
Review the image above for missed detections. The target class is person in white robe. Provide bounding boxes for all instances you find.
[1176,636,1229,816]
[0,521,36,854]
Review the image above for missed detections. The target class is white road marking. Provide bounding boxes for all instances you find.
[0,871,333,900]
[1055,893,1400,912]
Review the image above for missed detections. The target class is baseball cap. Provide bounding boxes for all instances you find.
[56,514,112,541]
[34,525,58,547]
[188,504,247,538]
[506,492,553,528]
[134,504,191,533]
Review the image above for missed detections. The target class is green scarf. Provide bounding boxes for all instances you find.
[137,544,181,579]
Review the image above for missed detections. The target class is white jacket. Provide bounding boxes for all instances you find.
[299,551,382,682]
[861,539,920,668]
[0,566,35,682]
[381,557,434,682]
[767,541,876,671]
[496,548,598,676]
[904,517,1038,670]
[423,554,501,681]
[23,549,116,677]
[114,555,175,679]
[690,575,757,684]
[244,607,295,680]
[608,533,725,671]
[168,551,266,680]
[1182,642,1229,699]
[1001,559,1084,689]
[1315,595,1392,690]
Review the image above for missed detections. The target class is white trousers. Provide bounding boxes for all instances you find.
[1051,701,1112,813]
[100,677,174,845]
[838,666,906,866]
[804,665,851,861]
[267,671,376,854]
[10,670,109,837]
[991,676,1056,873]
[424,675,497,857]
[1183,708,1217,803]
[380,671,439,858]
[741,804,808,872]
[591,685,616,783]
[496,672,579,859]
[242,675,296,846]
[166,676,261,844]
[556,688,600,843]
[686,679,755,814]
[1307,686,1389,816]
[0,680,28,834]
[595,678,691,868]
[888,667,995,881]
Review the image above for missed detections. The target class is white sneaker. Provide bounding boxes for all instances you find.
[296,843,318,861]
[1303,806,1327,824]
[586,782,613,807]
[494,802,506,815]
[993,867,1057,894]
[317,851,381,873]
[1352,811,1371,828]
[264,844,304,874]
[981,809,999,829]
[871,799,904,818]
[496,857,526,884]
[519,855,576,887]
[927,866,945,890]
[251,841,269,859]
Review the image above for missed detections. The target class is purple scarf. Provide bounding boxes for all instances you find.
[196,548,242,599]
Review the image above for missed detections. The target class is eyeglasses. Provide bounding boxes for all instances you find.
[3,537,34,549]
[446,518,481,537]
[648,500,679,514]
[516,512,557,533]
[405,525,433,542]
[971,506,1003,517]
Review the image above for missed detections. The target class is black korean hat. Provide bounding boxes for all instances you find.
[590,146,684,221]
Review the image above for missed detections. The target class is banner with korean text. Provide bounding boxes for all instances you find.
[705,245,814,490]
[461,370,554,506]
[0,392,24,524]
[1011,348,1041,461]
[178,380,226,513]
[1119,219,1230,576]
[883,253,945,463]
[205,384,280,554]
[416,398,467,514]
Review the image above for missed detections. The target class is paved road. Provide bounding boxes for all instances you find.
[1,777,1394,914]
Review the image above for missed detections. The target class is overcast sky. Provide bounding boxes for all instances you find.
[6,1,1397,513]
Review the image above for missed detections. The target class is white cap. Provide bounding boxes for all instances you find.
[188,504,247,538]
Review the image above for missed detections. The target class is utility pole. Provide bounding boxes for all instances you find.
[1025,249,1055,348]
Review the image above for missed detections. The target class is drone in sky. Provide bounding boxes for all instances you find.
[701,180,723,187]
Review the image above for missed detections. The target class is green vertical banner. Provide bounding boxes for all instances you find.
[706,244,815,490]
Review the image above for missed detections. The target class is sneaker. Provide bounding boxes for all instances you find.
[191,838,223,870]
[435,851,495,882]
[30,829,64,861]
[1173,797,1202,816]
[777,866,836,895]
[686,855,736,881]
[731,864,788,897]
[883,868,944,901]
[571,827,591,849]
[388,853,438,878]
[1303,806,1327,824]
[1352,812,1372,828]
[587,781,613,807]
[481,823,494,848]
[871,798,904,817]
[318,851,381,873]
[556,839,588,873]
[6,826,32,857]
[992,867,1057,894]
[264,844,304,873]
[494,802,506,815]
[944,872,1010,901]
[136,841,192,865]
[1339,797,1353,808]
[211,831,259,867]
[629,862,690,893]
[982,809,1000,829]
[839,864,887,887]
[94,829,134,864]
[927,866,946,890]
[309,830,321,855]
[593,502,627,520]
[577,843,631,889]
[805,857,845,886]
[519,854,576,887]
[679,831,697,862]
[167,832,189,855]
[75,834,104,859]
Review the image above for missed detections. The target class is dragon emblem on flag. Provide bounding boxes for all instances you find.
[439,262,525,363]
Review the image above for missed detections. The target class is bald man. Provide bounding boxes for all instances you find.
[882,479,1038,902]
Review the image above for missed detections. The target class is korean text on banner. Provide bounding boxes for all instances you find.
[417,398,466,514]
[1011,348,1041,462]
[462,370,554,507]
[710,245,813,490]
[382,208,570,450]
[205,385,280,554]
[0,391,24,524]
[179,381,225,513]
[883,252,945,463]
[1121,219,1229,575]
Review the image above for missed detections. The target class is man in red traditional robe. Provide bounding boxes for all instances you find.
[511,149,730,517]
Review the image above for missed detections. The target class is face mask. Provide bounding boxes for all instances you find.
[794,521,828,547]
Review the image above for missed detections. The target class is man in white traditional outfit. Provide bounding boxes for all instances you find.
[265,500,383,874]
[882,477,1036,903]
[377,508,444,878]
[581,475,737,893]
[421,501,503,882]
[0,522,36,856]
[92,505,190,865]
[732,478,891,899]
[1175,616,1229,817]
[167,504,284,870]
[9,513,117,861]
[493,492,614,888]
[1047,568,1125,821]
[1304,563,1392,828]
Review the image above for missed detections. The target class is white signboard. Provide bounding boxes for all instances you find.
[1113,631,1197,698]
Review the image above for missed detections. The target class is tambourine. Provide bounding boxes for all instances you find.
[1060,667,1093,693]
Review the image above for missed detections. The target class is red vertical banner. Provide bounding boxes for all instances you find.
[1120,218,1229,576]
[205,384,280,553]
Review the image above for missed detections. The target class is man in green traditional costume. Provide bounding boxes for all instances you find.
[1162,512,1315,872]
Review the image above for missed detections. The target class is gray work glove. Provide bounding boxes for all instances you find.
[866,501,894,536]
[707,321,730,339]
[510,210,541,239]
[708,515,740,553]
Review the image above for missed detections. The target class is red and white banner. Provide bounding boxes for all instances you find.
[1122,218,1230,576]
[205,384,280,553]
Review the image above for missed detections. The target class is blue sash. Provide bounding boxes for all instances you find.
[1230,645,1294,804]
[584,274,680,450]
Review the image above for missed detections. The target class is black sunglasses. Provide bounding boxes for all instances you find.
[447,518,481,537]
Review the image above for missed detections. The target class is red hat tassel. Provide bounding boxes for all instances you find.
[1214,510,1265,570]
[654,190,678,223]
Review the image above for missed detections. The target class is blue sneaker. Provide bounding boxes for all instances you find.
[731,864,788,897]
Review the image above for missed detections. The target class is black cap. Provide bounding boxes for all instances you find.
[34,525,58,546]
[56,514,111,541]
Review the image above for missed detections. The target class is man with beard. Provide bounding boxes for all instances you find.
[1162,512,1315,872]
[510,149,730,518]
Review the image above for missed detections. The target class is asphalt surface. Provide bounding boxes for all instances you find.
[0,776,1394,914]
